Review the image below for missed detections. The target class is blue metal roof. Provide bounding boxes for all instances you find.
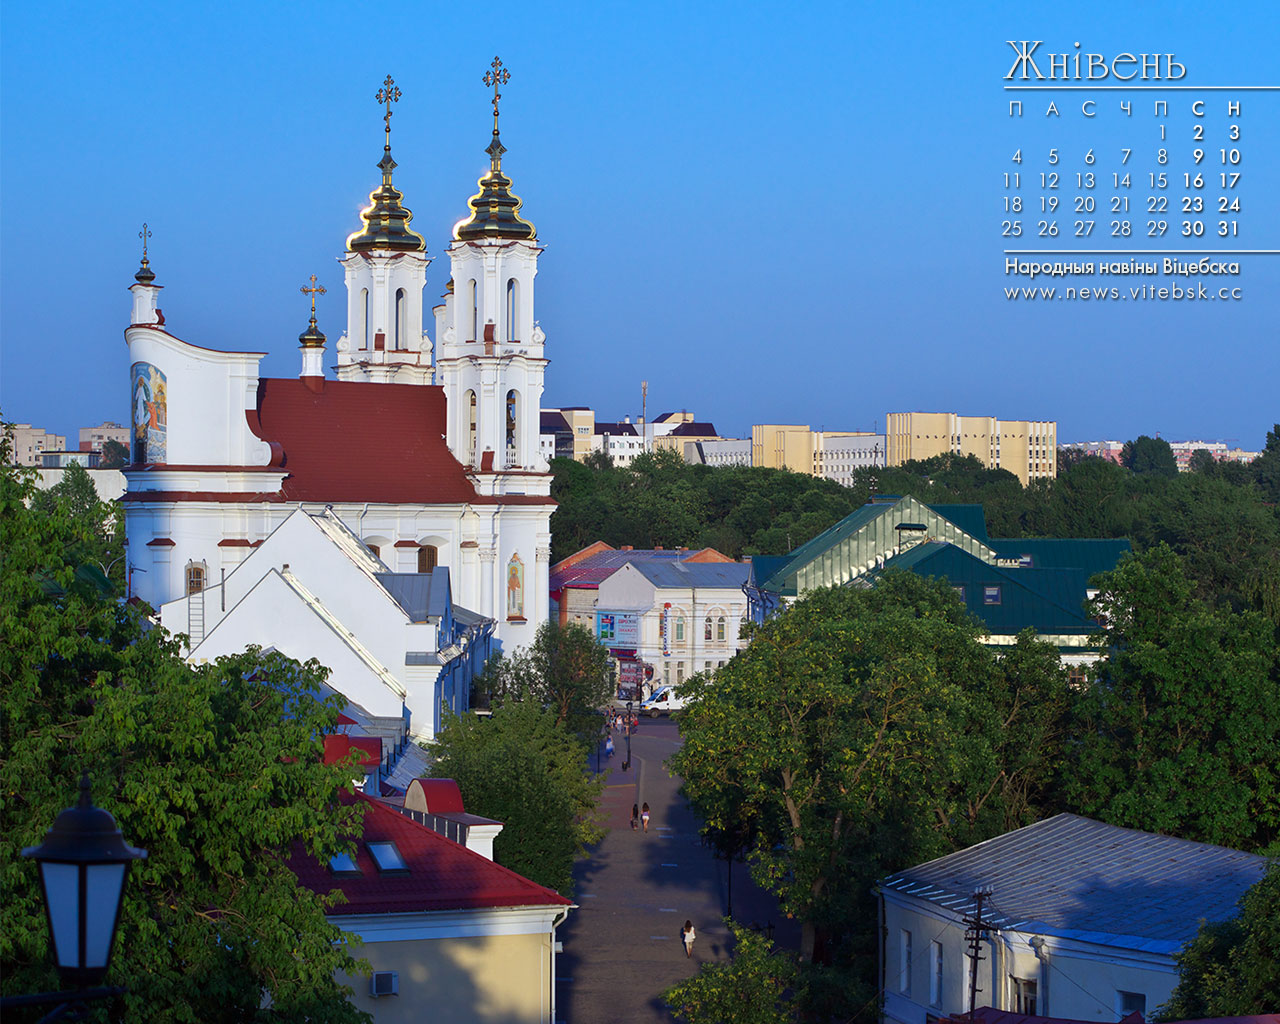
[881,813,1266,954]
[629,561,751,590]
[376,568,450,623]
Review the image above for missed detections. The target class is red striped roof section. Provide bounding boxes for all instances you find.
[291,791,571,914]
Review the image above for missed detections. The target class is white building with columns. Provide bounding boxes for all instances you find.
[122,75,553,656]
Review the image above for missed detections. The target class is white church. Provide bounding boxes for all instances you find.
[123,70,553,739]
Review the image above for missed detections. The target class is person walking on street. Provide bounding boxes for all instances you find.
[631,804,639,830]
[605,734,614,759]
[681,920,696,958]
[641,802,650,833]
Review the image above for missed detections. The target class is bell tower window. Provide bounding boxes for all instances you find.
[506,389,519,463]
[506,278,518,341]
[466,390,478,463]
[360,288,369,349]
[467,279,478,341]
[394,288,406,350]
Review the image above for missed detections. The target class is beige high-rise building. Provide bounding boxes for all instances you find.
[885,412,1057,485]
[8,424,68,466]
[751,425,886,486]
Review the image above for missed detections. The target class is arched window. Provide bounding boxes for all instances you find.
[674,615,686,644]
[506,389,519,457]
[417,544,438,573]
[185,561,206,596]
[468,279,478,341]
[704,616,713,641]
[466,390,478,462]
[360,288,369,349]
[505,278,518,341]
[717,615,726,641]
[394,288,406,350]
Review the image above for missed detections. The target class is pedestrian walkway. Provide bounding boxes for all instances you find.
[555,717,795,1023]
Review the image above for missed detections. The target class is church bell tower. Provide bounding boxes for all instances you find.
[335,76,433,384]
[435,57,548,477]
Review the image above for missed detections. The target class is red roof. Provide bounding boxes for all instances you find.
[948,1011,1280,1024]
[291,792,571,914]
[251,379,480,504]
[324,734,381,770]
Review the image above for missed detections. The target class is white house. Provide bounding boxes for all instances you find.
[161,507,493,742]
[593,560,752,694]
[878,814,1267,1023]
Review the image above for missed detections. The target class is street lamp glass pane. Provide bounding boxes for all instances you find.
[40,862,81,967]
[84,862,127,967]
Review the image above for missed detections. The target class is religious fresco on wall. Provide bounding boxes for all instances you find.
[506,553,524,619]
[131,362,167,464]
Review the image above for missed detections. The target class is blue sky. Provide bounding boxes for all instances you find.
[2,0,1277,448]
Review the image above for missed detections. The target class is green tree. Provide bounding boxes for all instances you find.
[1122,434,1178,476]
[1065,545,1280,850]
[28,460,126,586]
[100,439,130,469]
[427,702,604,894]
[1254,423,1280,503]
[1187,448,1216,474]
[1157,861,1280,1018]
[481,620,615,743]
[664,921,798,1024]
[1,447,370,1022]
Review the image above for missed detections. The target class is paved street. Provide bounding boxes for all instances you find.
[555,716,797,1023]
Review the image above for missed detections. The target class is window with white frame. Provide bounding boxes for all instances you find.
[1013,977,1037,1014]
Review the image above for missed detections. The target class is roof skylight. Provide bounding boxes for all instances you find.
[367,841,409,873]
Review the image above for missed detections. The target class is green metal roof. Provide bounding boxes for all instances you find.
[758,501,893,592]
[927,504,990,541]
[877,542,1097,635]
[988,538,1131,583]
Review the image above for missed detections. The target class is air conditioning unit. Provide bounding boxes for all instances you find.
[370,971,399,998]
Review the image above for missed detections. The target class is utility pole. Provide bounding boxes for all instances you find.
[964,889,990,1021]
[641,381,648,454]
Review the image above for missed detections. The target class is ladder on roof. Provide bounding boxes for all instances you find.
[188,587,205,647]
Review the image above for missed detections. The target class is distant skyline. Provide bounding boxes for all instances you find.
[2,1,1277,450]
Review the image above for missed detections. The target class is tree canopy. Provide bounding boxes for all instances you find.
[1064,545,1280,850]
[1,438,370,1022]
[427,702,604,894]
[664,921,798,1024]
[474,620,615,744]
[669,573,1069,1014]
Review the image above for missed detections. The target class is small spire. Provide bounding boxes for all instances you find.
[483,56,511,172]
[454,58,535,242]
[299,274,327,347]
[135,222,156,283]
[347,75,425,253]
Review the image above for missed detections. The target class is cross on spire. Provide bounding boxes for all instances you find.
[376,75,402,148]
[300,274,326,323]
[139,222,152,261]
[483,57,510,136]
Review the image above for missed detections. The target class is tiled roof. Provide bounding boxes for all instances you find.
[291,791,571,915]
[251,380,481,504]
[881,813,1266,954]
[628,561,750,590]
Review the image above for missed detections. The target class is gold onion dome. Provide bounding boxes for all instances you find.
[346,150,427,253]
[299,317,326,348]
[347,75,426,253]
[454,57,535,242]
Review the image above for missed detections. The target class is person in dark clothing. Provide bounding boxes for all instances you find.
[631,804,639,830]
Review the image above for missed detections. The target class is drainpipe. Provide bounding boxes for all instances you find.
[551,905,572,1024]
[357,502,370,543]
[1030,935,1049,1014]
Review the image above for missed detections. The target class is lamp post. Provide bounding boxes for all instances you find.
[624,700,633,770]
[1,773,147,1020]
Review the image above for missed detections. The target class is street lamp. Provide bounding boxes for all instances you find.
[6,772,147,1015]
[624,700,633,770]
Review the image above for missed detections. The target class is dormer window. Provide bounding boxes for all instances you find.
[367,841,409,874]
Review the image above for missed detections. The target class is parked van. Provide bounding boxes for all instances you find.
[641,684,688,717]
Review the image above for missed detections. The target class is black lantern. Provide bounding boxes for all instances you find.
[22,773,146,988]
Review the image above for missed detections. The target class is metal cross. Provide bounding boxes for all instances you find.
[483,57,510,125]
[376,75,402,138]
[139,223,152,260]
[300,274,326,318]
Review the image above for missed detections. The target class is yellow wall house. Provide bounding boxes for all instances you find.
[292,785,573,1023]
[885,412,1057,485]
